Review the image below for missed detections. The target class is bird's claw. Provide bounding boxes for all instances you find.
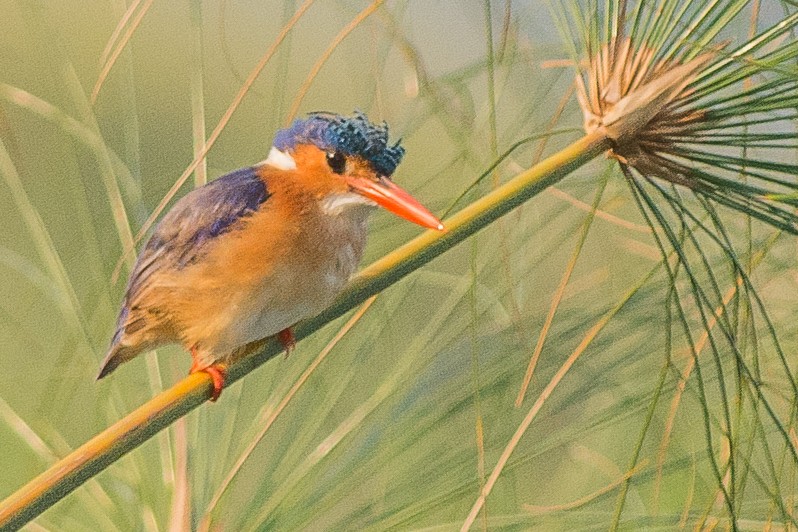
[203,365,227,402]
[189,346,227,402]
[277,327,296,358]
[189,363,227,402]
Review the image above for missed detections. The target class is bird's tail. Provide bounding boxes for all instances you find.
[97,305,152,380]
[96,330,145,380]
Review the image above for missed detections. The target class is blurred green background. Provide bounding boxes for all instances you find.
[1,1,797,530]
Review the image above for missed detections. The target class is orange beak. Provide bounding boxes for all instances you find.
[346,176,444,231]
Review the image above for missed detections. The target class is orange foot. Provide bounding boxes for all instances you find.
[277,327,296,357]
[190,346,227,402]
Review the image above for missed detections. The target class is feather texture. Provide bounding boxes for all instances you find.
[98,167,270,378]
[273,112,404,176]
[97,112,430,389]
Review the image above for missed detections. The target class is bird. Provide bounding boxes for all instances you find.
[97,112,443,401]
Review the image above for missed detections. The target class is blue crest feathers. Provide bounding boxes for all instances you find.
[273,112,405,176]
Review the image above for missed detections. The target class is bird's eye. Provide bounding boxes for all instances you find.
[326,151,346,174]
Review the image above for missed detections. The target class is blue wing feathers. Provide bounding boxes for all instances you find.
[144,166,269,267]
[121,166,270,318]
[179,166,270,251]
[100,166,271,378]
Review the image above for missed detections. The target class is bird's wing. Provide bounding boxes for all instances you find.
[125,166,271,300]
[102,166,271,369]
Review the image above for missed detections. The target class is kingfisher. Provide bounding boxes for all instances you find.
[97,112,443,401]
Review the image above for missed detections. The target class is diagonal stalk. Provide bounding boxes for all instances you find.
[0,131,609,530]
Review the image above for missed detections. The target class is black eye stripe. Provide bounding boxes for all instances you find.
[326,151,346,174]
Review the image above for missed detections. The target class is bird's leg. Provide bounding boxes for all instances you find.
[189,345,227,402]
[277,327,296,357]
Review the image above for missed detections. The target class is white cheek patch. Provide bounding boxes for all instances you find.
[321,192,377,215]
[261,147,297,170]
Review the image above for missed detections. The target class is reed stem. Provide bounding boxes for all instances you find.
[0,131,610,530]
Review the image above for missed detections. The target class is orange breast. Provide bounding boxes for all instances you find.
[167,164,370,365]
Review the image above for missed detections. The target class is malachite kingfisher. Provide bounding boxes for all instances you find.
[97,112,443,401]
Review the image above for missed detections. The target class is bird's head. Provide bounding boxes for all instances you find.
[264,112,443,231]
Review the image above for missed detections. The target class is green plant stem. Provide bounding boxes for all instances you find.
[0,131,609,530]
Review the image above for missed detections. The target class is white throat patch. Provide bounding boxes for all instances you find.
[321,192,377,216]
[261,147,297,170]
